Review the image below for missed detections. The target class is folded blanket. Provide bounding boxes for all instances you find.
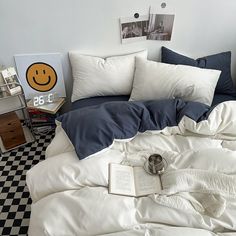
[152,169,236,217]
[161,169,236,197]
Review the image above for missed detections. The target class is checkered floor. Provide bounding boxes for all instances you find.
[0,132,54,236]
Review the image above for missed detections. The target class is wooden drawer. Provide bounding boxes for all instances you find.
[1,127,26,150]
[0,112,22,134]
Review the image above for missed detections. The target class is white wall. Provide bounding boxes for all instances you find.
[1,0,236,110]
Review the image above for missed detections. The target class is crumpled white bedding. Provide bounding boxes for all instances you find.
[26,101,236,236]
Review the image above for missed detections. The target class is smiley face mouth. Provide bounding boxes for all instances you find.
[33,76,51,86]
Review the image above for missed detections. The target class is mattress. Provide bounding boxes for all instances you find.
[71,94,236,110]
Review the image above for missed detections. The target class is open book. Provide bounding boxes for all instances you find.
[27,97,65,114]
[109,163,162,197]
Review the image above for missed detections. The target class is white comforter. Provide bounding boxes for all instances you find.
[27,101,236,236]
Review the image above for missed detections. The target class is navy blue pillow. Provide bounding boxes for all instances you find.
[161,47,236,95]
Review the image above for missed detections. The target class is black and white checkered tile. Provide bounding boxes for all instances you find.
[0,132,54,236]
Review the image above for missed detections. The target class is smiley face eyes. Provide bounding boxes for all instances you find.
[35,70,46,75]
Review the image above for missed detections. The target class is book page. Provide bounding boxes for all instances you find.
[134,167,162,197]
[109,164,135,196]
[27,98,65,114]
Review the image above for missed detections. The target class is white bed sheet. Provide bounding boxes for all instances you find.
[27,101,236,236]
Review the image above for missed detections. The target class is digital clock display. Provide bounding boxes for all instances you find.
[33,93,57,106]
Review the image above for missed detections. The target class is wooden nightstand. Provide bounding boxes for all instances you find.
[0,112,26,150]
[0,83,35,153]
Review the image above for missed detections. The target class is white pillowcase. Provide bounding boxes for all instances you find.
[130,58,221,106]
[69,50,147,102]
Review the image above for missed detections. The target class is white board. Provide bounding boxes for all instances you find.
[14,53,66,99]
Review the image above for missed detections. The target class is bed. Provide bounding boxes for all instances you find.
[26,49,236,236]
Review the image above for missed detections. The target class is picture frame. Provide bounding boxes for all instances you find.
[120,15,149,44]
[14,53,66,99]
[147,14,175,41]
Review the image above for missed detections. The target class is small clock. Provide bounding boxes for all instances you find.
[33,93,57,107]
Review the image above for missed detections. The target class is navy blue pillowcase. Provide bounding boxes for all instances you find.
[161,47,236,95]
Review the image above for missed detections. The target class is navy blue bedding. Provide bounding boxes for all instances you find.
[58,99,212,160]
[71,94,236,110]
[71,96,129,110]
[161,47,236,96]
[212,94,236,106]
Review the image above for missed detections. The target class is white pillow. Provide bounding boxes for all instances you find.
[129,58,221,106]
[69,50,147,102]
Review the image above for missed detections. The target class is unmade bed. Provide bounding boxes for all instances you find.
[26,48,236,235]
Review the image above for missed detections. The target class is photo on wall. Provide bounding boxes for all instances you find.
[147,14,175,41]
[14,53,66,99]
[120,15,149,44]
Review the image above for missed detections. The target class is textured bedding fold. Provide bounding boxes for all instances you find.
[160,169,236,217]
[162,169,236,197]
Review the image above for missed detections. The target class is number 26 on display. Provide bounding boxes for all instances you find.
[33,93,54,107]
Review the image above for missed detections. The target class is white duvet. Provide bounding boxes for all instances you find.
[26,101,236,236]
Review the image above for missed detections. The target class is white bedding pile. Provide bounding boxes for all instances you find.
[26,101,236,236]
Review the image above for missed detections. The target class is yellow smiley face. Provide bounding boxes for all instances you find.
[26,62,57,92]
